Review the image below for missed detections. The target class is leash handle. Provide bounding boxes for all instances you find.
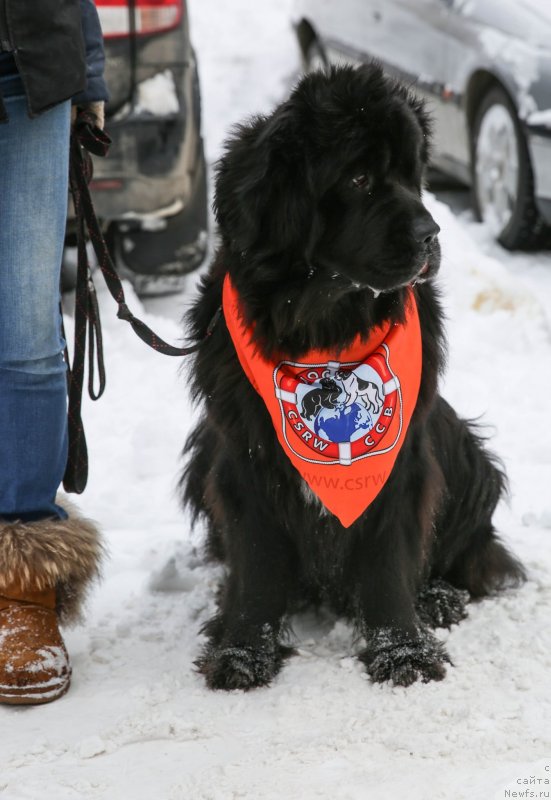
[69,125,202,357]
[64,120,108,493]
[63,111,215,493]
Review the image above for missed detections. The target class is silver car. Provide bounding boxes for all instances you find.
[295,0,551,249]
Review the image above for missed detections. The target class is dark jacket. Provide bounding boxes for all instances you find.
[0,0,108,122]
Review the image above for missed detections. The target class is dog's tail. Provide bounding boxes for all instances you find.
[444,531,526,598]
[429,397,526,597]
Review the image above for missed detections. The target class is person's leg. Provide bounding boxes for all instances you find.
[0,65,104,705]
[0,69,70,521]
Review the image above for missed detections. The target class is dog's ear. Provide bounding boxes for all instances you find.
[214,105,313,253]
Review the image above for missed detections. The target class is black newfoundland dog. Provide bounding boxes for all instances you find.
[181,64,524,690]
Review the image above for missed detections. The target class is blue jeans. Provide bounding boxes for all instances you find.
[0,56,70,522]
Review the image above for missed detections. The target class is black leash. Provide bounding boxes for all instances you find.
[63,110,219,493]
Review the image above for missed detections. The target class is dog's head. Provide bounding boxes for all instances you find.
[215,63,440,344]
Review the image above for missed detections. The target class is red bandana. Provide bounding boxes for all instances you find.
[222,275,422,527]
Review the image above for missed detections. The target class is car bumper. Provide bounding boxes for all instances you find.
[90,116,192,219]
[88,62,202,221]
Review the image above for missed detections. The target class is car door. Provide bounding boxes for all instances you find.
[306,0,455,161]
[299,0,460,168]
[436,0,479,180]
[371,0,453,157]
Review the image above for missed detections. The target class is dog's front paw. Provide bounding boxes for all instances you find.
[359,626,450,687]
[196,631,292,691]
[417,579,469,629]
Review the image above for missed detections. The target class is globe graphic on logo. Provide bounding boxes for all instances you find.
[314,402,374,443]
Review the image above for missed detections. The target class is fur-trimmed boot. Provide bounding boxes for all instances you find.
[0,500,104,705]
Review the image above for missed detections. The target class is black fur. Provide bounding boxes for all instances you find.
[180,64,525,690]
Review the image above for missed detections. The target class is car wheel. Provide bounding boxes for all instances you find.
[471,87,549,250]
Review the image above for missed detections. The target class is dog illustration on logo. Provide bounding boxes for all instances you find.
[301,377,341,420]
[335,369,384,415]
[296,368,386,448]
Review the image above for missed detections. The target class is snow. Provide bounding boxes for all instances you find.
[526,108,551,127]
[519,0,551,23]
[2,1,551,798]
[134,70,180,117]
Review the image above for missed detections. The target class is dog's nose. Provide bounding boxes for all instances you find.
[412,215,440,245]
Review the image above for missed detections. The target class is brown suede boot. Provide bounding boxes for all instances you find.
[0,585,71,704]
[0,499,105,705]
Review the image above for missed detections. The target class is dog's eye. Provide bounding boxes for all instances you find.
[351,174,372,191]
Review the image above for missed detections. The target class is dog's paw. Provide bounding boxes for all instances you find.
[416,579,469,629]
[196,633,292,691]
[359,626,451,687]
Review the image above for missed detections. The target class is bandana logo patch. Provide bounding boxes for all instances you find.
[274,344,401,465]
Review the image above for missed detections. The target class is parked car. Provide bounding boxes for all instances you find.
[294,0,551,250]
[65,0,207,294]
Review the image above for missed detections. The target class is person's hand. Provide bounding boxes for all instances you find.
[71,101,105,130]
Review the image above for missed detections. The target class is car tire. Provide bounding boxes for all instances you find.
[471,86,549,250]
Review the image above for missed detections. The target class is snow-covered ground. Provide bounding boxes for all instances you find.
[2,1,551,798]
